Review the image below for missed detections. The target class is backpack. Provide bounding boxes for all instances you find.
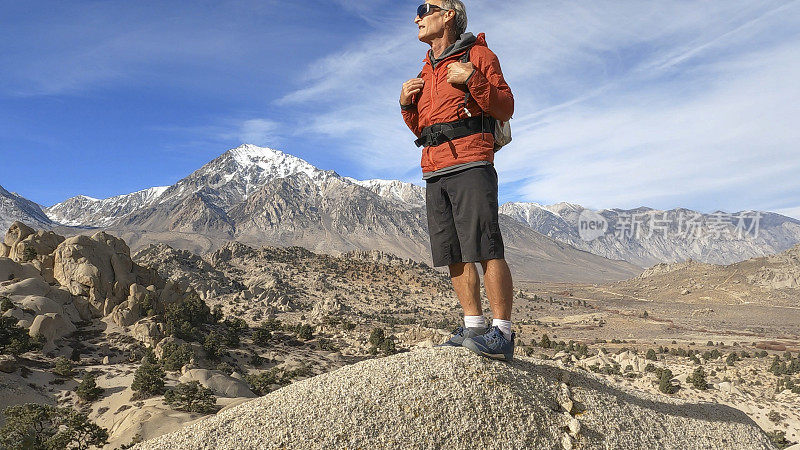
[458,48,512,151]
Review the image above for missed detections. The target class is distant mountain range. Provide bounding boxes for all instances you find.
[3,144,799,282]
[0,185,53,230]
[500,202,800,267]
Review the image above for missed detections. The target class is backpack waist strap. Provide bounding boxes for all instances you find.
[414,115,495,148]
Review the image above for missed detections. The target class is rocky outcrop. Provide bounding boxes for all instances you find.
[136,347,773,449]
[53,232,138,316]
[178,368,256,398]
[28,313,77,352]
[3,221,35,260]
[133,243,239,300]
[1,224,186,352]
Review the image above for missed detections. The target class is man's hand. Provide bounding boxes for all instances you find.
[400,78,424,106]
[446,62,474,85]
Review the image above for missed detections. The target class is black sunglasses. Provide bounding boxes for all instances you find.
[417,3,450,18]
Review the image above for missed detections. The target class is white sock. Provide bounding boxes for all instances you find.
[492,319,513,340]
[464,315,486,330]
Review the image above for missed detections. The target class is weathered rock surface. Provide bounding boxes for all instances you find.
[3,221,35,260]
[178,369,256,398]
[0,257,41,282]
[136,347,772,450]
[29,312,77,351]
[53,232,138,314]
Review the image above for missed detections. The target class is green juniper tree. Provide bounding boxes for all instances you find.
[0,403,108,450]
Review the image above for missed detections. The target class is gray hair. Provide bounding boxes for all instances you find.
[441,0,467,38]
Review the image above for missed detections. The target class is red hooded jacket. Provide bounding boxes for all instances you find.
[402,33,513,174]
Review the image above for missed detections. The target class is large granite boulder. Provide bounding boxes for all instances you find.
[178,368,256,398]
[11,230,65,282]
[53,232,137,317]
[0,257,41,282]
[131,318,166,348]
[3,221,34,260]
[29,312,77,352]
[0,277,51,297]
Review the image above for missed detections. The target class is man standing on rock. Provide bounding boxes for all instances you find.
[400,1,515,360]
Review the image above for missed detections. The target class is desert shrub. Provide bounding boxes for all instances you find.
[52,357,74,377]
[246,367,301,396]
[202,331,226,361]
[316,338,339,352]
[253,325,272,347]
[216,362,235,375]
[224,317,248,333]
[540,334,551,349]
[602,364,621,376]
[163,294,212,342]
[768,354,800,376]
[75,372,104,402]
[726,353,738,366]
[644,363,656,372]
[249,353,265,367]
[341,321,356,331]
[294,324,314,341]
[0,317,45,355]
[0,297,12,313]
[645,349,657,361]
[22,247,37,262]
[766,430,794,449]
[379,336,396,355]
[769,410,782,423]
[369,328,385,347]
[160,342,194,371]
[260,318,282,331]
[659,368,676,394]
[776,377,800,394]
[687,366,708,390]
[368,328,397,355]
[211,304,223,323]
[164,381,217,414]
[131,359,166,398]
[0,403,108,450]
[140,293,156,317]
[222,317,248,347]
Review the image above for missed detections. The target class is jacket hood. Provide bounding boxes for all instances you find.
[428,32,486,67]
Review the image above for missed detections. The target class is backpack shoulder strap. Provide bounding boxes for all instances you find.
[459,46,471,64]
[459,46,476,118]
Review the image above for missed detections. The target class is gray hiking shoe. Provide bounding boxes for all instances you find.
[438,326,488,347]
[462,326,515,361]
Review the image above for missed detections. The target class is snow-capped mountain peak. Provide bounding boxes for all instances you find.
[45,186,171,226]
[344,177,425,208]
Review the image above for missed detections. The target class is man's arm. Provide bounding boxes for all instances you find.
[400,78,424,136]
[465,48,514,122]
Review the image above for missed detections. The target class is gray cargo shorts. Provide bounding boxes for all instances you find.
[425,165,505,267]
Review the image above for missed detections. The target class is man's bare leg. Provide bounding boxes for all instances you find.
[480,258,513,321]
[448,262,483,316]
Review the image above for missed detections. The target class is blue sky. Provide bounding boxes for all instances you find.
[1,1,799,220]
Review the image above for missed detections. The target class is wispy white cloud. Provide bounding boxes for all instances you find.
[280,0,800,213]
[236,119,282,147]
[150,117,284,151]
